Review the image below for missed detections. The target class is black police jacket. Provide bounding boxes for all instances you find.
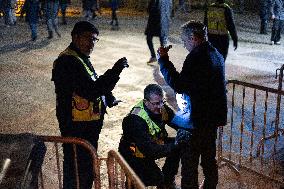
[52,43,121,126]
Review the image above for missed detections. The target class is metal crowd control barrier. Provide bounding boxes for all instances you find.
[38,136,145,189]
[107,150,145,189]
[218,76,284,185]
[257,64,284,157]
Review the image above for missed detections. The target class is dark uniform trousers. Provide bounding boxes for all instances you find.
[60,121,103,189]
[271,19,284,42]
[181,127,218,189]
[125,138,181,188]
[208,34,229,61]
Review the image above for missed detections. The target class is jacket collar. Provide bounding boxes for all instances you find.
[69,42,90,60]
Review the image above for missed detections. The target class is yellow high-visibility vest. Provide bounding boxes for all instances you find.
[129,100,168,158]
[207,3,229,35]
[58,47,102,122]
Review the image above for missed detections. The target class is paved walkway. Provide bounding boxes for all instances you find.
[0,9,283,188]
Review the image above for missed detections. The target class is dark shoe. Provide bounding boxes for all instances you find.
[147,57,157,63]
[31,36,37,41]
[110,21,113,25]
[47,31,53,39]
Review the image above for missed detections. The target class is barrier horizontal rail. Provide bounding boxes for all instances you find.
[39,136,145,189]
[39,135,101,189]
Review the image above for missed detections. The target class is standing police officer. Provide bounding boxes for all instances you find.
[52,21,129,189]
[204,0,238,61]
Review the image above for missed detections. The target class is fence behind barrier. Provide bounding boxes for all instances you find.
[217,79,284,185]
[39,136,145,189]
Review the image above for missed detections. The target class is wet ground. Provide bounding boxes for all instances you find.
[0,8,283,188]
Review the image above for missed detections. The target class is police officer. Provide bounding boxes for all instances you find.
[204,0,238,61]
[52,21,129,189]
[119,84,188,189]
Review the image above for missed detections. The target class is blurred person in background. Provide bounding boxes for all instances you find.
[10,0,16,25]
[2,0,15,26]
[270,0,284,45]
[91,0,99,19]
[145,0,172,64]
[204,0,238,61]
[42,0,60,39]
[109,0,119,28]
[259,0,272,34]
[21,0,41,41]
[59,0,70,25]
[82,0,96,20]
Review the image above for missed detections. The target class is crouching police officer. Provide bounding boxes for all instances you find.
[119,84,190,189]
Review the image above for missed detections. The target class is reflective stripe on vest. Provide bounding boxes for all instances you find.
[129,100,168,158]
[59,47,102,122]
[207,3,228,35]
[131,100,162,136]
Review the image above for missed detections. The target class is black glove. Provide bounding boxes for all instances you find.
[175,129,191,146]
[105,94,122,108]
[112,57,129,74]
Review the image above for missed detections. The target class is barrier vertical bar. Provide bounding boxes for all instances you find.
[54,143,62,189]
[229,83,236,161]
[239,86,246,166]
[249,89,256,162]
[261,91,269,168]
[273,64,284,171]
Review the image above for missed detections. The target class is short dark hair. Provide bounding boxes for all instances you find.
[71,21,99,36]
[144,84,164,100]
[181,20,207,39]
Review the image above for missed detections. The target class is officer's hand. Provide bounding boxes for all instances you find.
[174,129,191,146]
[108,99,122,108]
[233,41,238,51]
[112,57,129,74]
[157,45,172,59]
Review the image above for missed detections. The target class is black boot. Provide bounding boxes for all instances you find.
[47,31,53,39]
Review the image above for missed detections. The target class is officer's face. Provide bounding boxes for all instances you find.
[144,94,165,115]
[73,31,99,56]
[181,32,197,53]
